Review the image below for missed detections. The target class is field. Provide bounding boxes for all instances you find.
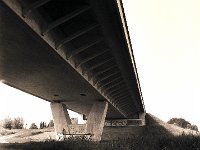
[0,114,200,150]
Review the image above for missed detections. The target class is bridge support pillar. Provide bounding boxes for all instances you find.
[50,102,71,139]
[139,112,146,126]
[86,101,108,141]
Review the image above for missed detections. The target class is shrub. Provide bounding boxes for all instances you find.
[0,129,15,136]
[168,118,198,131]
[12,117,24,129]
[190,125,198,131]
[29,123,38,129]
[40,121,47,129]
[48,120,54,127]
[3,135,200,150]
[168,118,190,128]
[2,117,12,130]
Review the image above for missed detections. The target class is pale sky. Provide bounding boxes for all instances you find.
[123,0,200,127]
[1,0,200,128]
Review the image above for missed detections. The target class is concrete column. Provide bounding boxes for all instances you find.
[86,101,108,141]
[139,112,146,126]
[50,103,71,139]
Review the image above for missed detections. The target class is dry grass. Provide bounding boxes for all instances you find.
[1,114,200,149]
[0,128,55,143]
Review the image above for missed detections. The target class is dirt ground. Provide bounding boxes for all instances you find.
[0,128,56,143]
[0,114,199,144]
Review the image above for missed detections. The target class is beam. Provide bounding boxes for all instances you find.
[111,90,129,98]
[97,76,122,89]
[103,81,123,91]
[104,85,126,96]
[56,23,99,49]
[93,65,116,78]
[68,38,103,59]
[22,0,51,17]
[94,71,120,85]
[114,95,129,102]
[42,5,91,35]
[75,49,108,68]
[84,57,113,73]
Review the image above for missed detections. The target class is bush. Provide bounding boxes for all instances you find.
[12,117,24,129]
[168,118,190,128]
[0,130,16,136]
[40,121,47,129]
[168,118,198,131]
[190,125,198,132]
[2,117,12,130]
[29,123,38,129]
[48,120,54,127]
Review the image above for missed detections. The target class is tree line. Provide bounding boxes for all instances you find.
[1,116,54,130]
[167,118,198,131]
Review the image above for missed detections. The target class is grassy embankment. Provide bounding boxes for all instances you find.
[1,114,200,149]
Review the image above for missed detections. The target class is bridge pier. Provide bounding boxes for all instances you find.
[139,112,146,126]
[50,102,71,140]
[86,101,108,141]
[50,101,108,141]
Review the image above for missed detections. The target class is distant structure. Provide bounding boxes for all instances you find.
[0,0,145,141]
[71,118,78,125]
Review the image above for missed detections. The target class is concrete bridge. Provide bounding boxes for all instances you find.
[0,0,145,141]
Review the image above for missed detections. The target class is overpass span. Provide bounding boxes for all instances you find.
[0,0,145,141]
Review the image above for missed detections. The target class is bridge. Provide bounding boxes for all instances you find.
[0,0,145,141]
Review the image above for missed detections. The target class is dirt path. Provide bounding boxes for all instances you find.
[0,132,24,143]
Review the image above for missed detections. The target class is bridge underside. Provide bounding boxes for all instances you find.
[0,0,144,121]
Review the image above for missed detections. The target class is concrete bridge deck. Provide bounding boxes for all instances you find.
[0,0,145,141]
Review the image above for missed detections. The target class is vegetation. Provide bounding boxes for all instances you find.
[29,123,38,129]
[1,114,200,149]
[0,129,16,136]
[12,117,24,129]
[168,118,198,131]
[39,121,47,129]
[2,117,24,130]
[48,120,54,127]
[1,134,200,150]
[2,117,12,130]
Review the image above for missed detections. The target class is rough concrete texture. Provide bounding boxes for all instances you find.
[50,103,71,139]
[0,0,145,120]
[86,101,108,141]
[68,124,86,134]
[139,112,146,126]
[102,126,145,141]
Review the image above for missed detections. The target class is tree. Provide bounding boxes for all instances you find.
[168,118,190,128]
[29,123,38,129]
[40,121,47,129]
[190,125,198,132]
[48,120,54,127]
[2,117,12,130]
[40,122,43,129]
[12,117,24,129]
[168,118,198,131]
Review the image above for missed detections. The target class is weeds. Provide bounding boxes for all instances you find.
[1,134,200,150]
[0,130,15,136]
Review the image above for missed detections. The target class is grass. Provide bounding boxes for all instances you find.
[1,114,200,149]
[1,134,200,150]
[0,129,16,136]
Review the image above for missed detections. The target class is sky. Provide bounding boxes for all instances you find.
[1,0,200,128]
[123,0,200,126]
[0,83,84,126]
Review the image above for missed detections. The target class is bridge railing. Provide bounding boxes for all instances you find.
[105,119,144,127]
